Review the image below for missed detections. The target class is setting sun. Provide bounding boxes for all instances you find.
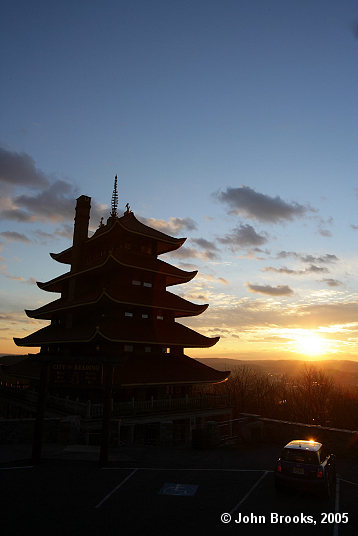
[293,331,329,357]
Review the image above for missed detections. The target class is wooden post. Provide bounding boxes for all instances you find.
[32,361,50,464]
[99,362,113,465]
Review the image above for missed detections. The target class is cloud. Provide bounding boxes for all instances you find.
[319,228,332,238]
[276,251,338,264]
[184,295,358,336]
[139,216,197,235]
[217,186,309,223]
[0,147,49,188]
[322,279,342,287]
[247,283,294,296]
[13,180,77,223]
[218,224,268,249]
[0,231,30,243]
[169,246,218,261]
[352,21,358,40]
[191,238,218,251]
[0,266,37,284]
[0,146,105,226]
[34,224,74,243]
[263,264,328,275]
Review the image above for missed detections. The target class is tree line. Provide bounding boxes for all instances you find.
[210,365,358,430]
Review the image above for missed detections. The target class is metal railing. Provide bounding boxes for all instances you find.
[0,383,229,419]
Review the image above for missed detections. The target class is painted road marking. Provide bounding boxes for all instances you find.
[159,483,199,496]
[95,468,138,509]
[339,478,358,486]
[102,466,273,472]
[229,471,269,515]
[333,477,340,536]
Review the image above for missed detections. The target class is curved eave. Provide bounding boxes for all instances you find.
[121,376,229,386]
[14,323,220,349]
[37,255,197,293]
[89,213,186,254]
[115,213,187,253]
[25,292,209,320]
[116,355,230,386]
[50,249,72,265]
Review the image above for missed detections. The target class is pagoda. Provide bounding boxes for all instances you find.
[14,178,230,456]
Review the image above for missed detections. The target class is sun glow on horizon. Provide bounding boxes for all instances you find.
[291,331,332,357]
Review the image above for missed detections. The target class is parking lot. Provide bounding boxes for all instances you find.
[1,443,357,535]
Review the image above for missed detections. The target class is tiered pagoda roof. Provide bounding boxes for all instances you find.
[14,183,229,387]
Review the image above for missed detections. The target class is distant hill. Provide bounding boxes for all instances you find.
[0,354,28,365]
[195,358,358,389]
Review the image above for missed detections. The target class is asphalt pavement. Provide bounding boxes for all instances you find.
[1,442,357,536]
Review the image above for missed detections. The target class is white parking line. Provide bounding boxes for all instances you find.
[102,466,273,472]
[333,478,340,536]
[229,471,269,515]
[339,478,358,486]
[95,468,138,509]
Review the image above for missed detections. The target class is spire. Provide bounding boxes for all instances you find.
[110,175,119,218]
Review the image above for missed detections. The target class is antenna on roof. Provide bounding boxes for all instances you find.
[110,175,118,218]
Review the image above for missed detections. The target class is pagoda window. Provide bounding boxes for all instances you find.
[140,244,152,255]
[142,313,149,319]
[125,312,133,318]
[124,344,134,352]
[144,346,151,353]
[143,282,152,288]
[132,280,141,286]
[157,315,164,320]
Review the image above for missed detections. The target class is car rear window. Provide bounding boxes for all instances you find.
[281,448,319,465]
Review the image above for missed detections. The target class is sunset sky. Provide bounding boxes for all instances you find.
[1,1,358,360]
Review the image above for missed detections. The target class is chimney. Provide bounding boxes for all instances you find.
[73,195,91,247]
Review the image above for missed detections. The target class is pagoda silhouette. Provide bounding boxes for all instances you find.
[14,178,230,462]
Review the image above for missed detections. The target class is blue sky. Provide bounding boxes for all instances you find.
[1,0,358,360]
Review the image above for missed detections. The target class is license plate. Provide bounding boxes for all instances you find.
[293,467,304,475]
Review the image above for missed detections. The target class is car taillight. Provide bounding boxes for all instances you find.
[317,467,323,478]
[277,462,282,472]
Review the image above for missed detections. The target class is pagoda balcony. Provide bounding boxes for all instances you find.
[111,394,230,417]
[32,392,230,418]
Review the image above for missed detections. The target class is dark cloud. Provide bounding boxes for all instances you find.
[218,224,268,250]
[352,21,358,40]
[139,216,197,235]
[276,251,338,264]
[217,186,308,223]
[307,264,328,273]
[169,246,218,261]
[264,264,328,275]
[264,266,296,275]
[319,228,332,237]
[322,279,342,287]
[0,147,111,226]
[34,224,74,243]
[0,231,30,243]
[0,147,49,188]
[191,238,218,251]
[247,283,294,296]
[13,180,77,222]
